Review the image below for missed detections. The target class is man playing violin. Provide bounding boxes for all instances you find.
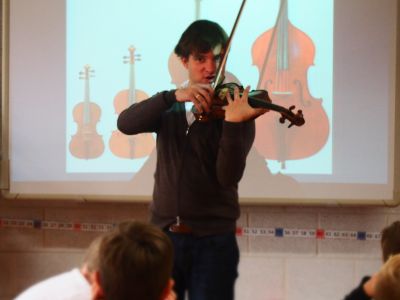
[117,20,267,300]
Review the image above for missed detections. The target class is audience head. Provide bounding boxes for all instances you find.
[374,254,400,300]
[381,221,400,262]
[84,220,174,300]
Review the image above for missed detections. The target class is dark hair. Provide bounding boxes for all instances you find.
[174,19,228,59]
[381,221,400,262]
[86,221,173,300]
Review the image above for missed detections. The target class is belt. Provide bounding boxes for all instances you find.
[168,216,192,234]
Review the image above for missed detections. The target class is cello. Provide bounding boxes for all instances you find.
[251,0,329,168]
[109,46,156,159]
[69,65,105,159]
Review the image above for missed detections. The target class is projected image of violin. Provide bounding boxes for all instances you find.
[193,0,305,129]
[69,65,105,159]
[109,46,155,159]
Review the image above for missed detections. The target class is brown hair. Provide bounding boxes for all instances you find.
[85,221,173,300]
[381,221,400,262]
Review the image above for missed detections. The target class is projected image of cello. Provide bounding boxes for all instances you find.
[252,0,330,169]
[109,46,155,159]
[69,65,105,160]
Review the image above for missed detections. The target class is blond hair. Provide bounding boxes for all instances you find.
[374,254,400,300]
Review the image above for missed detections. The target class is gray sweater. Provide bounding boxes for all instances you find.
[117,90,255,236]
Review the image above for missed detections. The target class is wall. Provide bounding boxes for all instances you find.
[0,198,399,300]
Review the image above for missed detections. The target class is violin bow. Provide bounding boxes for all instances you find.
[212,0,247,89]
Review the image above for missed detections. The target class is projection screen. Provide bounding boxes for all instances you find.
[3,0,400,204]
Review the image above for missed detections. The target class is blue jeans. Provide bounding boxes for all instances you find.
[166,231,239,300]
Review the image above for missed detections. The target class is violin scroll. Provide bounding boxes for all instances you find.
[279,105,305,128]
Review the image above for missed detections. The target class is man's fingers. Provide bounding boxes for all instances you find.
[233,87,240,100]
[226,90,233,104]
[243,86,250,99]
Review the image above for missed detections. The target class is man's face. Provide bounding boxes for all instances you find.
[181,44,222,85]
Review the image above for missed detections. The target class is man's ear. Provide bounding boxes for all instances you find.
[90,271,105,300]
[160,278,175,300]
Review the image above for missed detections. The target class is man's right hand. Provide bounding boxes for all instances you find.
[175,84,214,114]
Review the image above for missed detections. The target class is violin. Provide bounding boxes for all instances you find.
[193,0,305,130]
[195,82,305,128]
